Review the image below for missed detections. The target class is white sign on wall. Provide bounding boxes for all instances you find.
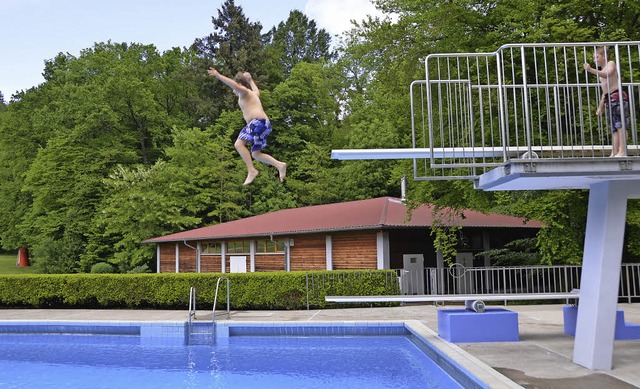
[230,256,247,273]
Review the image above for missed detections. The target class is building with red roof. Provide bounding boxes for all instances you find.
[144,197,540,275]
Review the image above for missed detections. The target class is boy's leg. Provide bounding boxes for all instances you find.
[611,130,619,157]
[615,130,627,157]
[252,150,287,182]
[235,139,259,185]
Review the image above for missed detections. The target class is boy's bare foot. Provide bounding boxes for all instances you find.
[243,169,259,185]
[277,163,287,182]
[614,153,627,157]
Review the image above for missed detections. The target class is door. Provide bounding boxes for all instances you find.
[402,254,425,295]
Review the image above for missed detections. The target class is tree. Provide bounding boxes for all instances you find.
[0,42,207,272]
[193,0,266,119]
[88,122,246,272]
[0,93,50,252]
[260,62,344,205]
[374,0,640,54]
[263,10,334,83]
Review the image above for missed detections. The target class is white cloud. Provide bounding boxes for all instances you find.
[304,0,385,36]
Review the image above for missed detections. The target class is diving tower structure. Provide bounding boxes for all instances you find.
[332,41,640,371]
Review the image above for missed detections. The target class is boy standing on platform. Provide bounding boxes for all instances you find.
[584,46,630,157]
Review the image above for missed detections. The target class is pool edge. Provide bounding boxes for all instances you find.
[404,320,522,389]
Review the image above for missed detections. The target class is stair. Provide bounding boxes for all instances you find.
[187,322,214,345]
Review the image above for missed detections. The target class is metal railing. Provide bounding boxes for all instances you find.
[212,276,230,327]
[187,286,197,334]
[412,41,640,180]
[397,263,640,303]
[305,270,401,308]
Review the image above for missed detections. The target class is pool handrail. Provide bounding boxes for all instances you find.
[187,286,196,333]
[212,276,230,328]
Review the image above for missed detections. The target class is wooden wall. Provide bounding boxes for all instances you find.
[331,231,378,269]
[201,255,222,272]
[158,229,379,273]
[159,243,175,272]
[178,242,196,272]
[290,234,326,271]
[255,254,285,272]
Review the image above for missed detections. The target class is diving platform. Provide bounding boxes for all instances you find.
[332,146,640,161]
[333,41,640,371]
[332,147,640,190]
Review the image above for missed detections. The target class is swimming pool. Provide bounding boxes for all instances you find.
[0,321,494,388]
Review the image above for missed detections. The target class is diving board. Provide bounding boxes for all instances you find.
[325,291,580,304]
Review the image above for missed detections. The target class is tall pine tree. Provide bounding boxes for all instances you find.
[193,0,266,119]
[263,10,335,84]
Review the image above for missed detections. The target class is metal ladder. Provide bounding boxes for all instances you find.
[187,277,230,341]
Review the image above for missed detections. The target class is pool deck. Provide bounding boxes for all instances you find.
[0,303,638,388]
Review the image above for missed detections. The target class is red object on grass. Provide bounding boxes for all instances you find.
[17,246,30,267]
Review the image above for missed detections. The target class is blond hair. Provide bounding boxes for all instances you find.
[596,46,611,59]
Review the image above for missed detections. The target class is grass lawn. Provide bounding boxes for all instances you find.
[0,254,37,274]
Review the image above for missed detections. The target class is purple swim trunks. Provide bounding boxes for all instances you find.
[237,118,272,152]
[604,90,630,133]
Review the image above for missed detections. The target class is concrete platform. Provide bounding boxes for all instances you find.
[0,303,638,388]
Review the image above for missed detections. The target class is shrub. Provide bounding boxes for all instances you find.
[126,265,151,274]
[90,262,115,274]
[0,270,399,310]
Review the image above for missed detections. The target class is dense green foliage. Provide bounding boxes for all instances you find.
[0,270,399,310]
[1,0,639,272]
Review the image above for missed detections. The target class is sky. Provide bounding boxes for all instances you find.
[0,0,386,100]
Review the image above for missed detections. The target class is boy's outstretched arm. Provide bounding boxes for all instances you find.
[208,67,249,95]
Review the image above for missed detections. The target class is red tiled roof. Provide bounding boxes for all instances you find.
[143,197,541,243]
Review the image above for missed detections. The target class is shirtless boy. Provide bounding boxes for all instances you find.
[207,67,287,185]
[583,46,629,157]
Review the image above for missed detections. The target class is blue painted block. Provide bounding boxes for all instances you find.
[437,308,519,343]
[618,322,640,340]
[563,306,640,340]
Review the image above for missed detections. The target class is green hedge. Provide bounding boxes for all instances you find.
[0,270,400,310]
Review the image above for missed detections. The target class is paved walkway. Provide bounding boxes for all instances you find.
[0,303,639,388]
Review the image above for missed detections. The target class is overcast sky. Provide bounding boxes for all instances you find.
[0,0,385,100]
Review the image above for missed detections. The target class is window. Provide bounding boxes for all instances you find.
[200,239,286,254]
[227,240,250,254]
[201,242,221,254]
[255,239,286,253]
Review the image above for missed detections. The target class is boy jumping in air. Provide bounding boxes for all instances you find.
[207,67,286,185]
[583,46,629,157]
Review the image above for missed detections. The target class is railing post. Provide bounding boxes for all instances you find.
[225,277,230,319]
[624,264,631,304]
[306,272,310,310]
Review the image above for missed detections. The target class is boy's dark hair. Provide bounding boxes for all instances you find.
[234,72,252,89]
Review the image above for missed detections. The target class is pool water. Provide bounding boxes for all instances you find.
[0,334,465,388]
